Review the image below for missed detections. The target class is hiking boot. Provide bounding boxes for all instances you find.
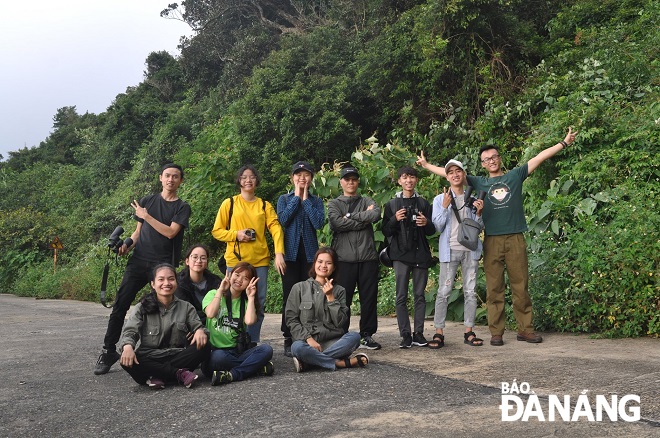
[260,361,275,377]
[399,334,413,349]
[211,370,233,386]
[359,335,382,350]
[146,377,165,389]
[284,338,293,357]
[293,357,305,373]
[412,332,428,347]
[516,332,543,343]
[490,335,504,346]
[176,369,199,388]
[94,349,120,375]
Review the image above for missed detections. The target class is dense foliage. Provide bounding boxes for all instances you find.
[0,0,657,337]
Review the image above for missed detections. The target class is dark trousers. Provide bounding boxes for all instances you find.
[280,260,312,338]
[103,257,159,351]
[122,344,211,385]
[393,261,428,336]
[335,260,379,337]
[207,344,273,381]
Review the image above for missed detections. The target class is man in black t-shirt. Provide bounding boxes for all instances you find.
[94,163,191,375]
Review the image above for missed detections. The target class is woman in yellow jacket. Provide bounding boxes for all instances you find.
[212,164,285,342]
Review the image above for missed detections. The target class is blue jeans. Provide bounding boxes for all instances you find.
[227,265,269,342]
[434,250,479,329]
[207,344,273,381]
[291,332,361,370]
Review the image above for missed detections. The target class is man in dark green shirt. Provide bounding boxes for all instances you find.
[418,127,577,346]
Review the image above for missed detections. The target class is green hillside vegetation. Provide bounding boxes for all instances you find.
[0,0,657,337]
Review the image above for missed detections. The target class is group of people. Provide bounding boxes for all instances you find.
[93,127,577,389]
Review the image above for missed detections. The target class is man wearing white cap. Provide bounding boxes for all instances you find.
[429,159,484,349]
[417,127,578,346]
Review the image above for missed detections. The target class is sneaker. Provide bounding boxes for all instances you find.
[399,334,413,349]
[284,338,293,357]
[412,332,428,347]
[176,369,199,388]
[260,361,275,376]
[211,370,233,386]
[292,357,305,373]
[94,349,120,375]
[146,377,165,389]
[359,336,382,350]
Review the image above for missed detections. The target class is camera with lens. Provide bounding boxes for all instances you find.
[463,186,487,214]
[404,205,420,222]
[245,228,257,241]
[235,331,255,354]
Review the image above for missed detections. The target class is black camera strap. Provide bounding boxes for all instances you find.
[224,292,247,333]
[450,190,484,229]
[100,249,122,308]
[449,193,465,224]
[226,195,267,263]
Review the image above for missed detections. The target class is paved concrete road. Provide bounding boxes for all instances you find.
[0,294,658,437]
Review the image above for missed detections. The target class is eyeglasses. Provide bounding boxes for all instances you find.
[240,176,257,181]
[481,154,500,164]
[189,255,208,262]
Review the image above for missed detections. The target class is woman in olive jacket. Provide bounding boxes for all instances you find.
[119,264,210,389]
[285,247,369,372]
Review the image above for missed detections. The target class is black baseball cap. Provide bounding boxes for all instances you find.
[340,166,359,179]
[292,161,314,175]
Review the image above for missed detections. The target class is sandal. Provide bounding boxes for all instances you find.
[342,353,369,368]
[464,331,483,346]
[427,333,444,349]
[353,352,369,367]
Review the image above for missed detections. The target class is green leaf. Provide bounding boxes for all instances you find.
[551,219,560,235]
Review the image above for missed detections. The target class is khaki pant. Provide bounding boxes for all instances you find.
[483,233,534,335]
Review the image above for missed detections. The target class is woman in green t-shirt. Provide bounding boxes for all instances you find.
[202,261,274,385]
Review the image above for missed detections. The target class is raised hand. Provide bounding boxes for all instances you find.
[246,277,259,298]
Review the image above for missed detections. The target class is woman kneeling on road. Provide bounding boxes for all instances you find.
[285,247,369,372]
[119,263,209,389]
[202,262,274,385]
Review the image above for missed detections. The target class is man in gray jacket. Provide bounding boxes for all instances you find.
[327,166,382,350]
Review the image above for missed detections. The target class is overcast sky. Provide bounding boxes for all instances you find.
[0,1,190,160]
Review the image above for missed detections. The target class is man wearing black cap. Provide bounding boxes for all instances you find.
[277,161,325,356]
[327,166,382,350]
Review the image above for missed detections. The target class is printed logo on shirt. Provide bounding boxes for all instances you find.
[212,307,240,333]
[488,182,512,206]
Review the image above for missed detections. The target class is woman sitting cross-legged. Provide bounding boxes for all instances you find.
[202,262,274,385]
[285,247,369,372]
[119,263,210,390]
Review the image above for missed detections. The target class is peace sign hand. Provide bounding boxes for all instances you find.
[246,277,259,298]
[442,187,452,209]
